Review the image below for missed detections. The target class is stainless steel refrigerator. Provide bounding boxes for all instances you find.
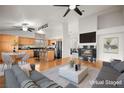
[55,41,62,59]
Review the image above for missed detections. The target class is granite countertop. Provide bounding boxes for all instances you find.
[18,47,55,50]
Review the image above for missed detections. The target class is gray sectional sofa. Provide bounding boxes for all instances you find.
[92,61,124,88]
[4,65,77,88]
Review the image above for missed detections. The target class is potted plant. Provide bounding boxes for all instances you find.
[69,60,75,68]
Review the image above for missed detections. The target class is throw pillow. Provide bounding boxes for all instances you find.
[113,59,122,62]
[22,68,30,77]
[113,62,124,73]
[21,79,38,88]
[19,63,32,77]
[12,65,31,84]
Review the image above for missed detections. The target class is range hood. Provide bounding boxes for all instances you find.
[35,33,46,47]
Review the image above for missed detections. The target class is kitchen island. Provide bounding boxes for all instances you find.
[47,49,55,61]
[18,47,55,61]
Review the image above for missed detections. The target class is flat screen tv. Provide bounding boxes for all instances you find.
[79,32,96,43]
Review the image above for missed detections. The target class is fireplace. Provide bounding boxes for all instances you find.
[82,50,92,56]
[79,46,96,62]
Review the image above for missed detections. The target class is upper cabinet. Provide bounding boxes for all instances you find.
[0,34,18,52]
[0,34,18,42]
[0,34,18,62]
[19,37,35,45]
[48,40,56,46]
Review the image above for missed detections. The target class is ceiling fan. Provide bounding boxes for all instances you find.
[13,23,35,32]
[0,23,48,33]
[54,5,84,17]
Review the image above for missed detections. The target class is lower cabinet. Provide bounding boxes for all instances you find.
[0,53,2,63]
[47,50,55,61]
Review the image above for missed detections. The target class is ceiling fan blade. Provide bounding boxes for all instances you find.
[13,26,21,28]
[74,6,82,16]
[28,29,32,32]
[38,23,48,30]
[28,27,35,32]
[63,8,70,17]
[54,5,69,7]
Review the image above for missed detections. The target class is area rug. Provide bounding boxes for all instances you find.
[41,64,100,88]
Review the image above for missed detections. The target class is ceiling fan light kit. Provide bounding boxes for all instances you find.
[22,25,28,31]
[69,5,76,10]
[54,5,84,17]
[36,30,45,34]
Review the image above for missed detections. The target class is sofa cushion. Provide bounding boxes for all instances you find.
[12,65,30,84]
[94,71,120,88]
[31,71,62,88]
[103,62,111,67]
[96,71,119,81]
[36,78,62,88]
[4,69,20,88]
[21,79,38,88]
[30,71,46,81]
[113,62,124,73]
[116,73,124,88]
[100,66,121,76]
[65,83,78,88]
[111,61,121,68]
[112,59,122,62]
[92,61,123,88]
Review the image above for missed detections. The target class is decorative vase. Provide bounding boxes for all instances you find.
[74,64,78,71]
[69,60,75,68]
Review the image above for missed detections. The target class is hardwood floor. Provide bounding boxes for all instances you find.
[0,76,4,88]
[0,57,103,88]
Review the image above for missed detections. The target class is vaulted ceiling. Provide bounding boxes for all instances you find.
[0,5,113,31]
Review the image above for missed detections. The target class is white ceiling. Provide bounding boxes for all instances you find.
[0,5,114,31]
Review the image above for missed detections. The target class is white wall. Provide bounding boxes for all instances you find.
[62,17,79,58]
[79,15,97,47]
[96,6,124,61]
[68,17,79,48]
[98,8,124,29]
[97,26,124,61]
[62,22,71,58]
[79,15,97,34]
[45,24,63,40]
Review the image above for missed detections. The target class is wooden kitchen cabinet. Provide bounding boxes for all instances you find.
[47,50,55,61]
[0,42,14,52]
[0,54,2,63]
[0,34,35,63]
[0,34,18,63]
[26,50,34,58]
[0,34,18,42]
[19,37,35,45]
[47,40,56,45]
